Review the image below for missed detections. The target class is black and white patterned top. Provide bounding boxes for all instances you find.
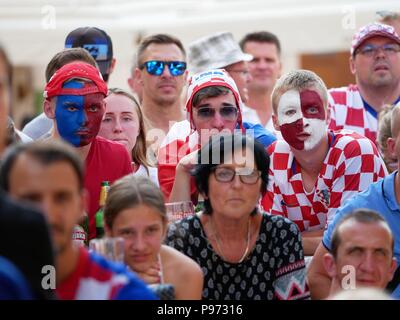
[166,212,310,300]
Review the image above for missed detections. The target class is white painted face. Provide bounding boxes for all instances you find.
[277,89,327,151]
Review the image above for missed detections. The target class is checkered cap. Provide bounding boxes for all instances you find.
[188,32,253,74]
[351,22,400,55]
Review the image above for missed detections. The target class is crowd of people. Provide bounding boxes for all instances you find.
[0,10,400,300]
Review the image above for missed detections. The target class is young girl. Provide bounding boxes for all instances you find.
[103,175,203,300]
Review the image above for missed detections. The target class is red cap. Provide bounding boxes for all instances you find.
[44,62,108,99]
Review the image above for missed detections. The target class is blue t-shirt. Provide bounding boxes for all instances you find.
[322,171,400,298]
[241,122,277,149]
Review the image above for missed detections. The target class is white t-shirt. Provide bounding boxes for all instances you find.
[134,164,159,187]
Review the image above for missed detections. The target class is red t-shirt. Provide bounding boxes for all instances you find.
[84,136,132,239]
[56,247,156,300]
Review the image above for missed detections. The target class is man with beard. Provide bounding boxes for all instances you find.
[0,140,156,300]
[261,69,386,255]
[43,62,132,239]
[328,23,400,146]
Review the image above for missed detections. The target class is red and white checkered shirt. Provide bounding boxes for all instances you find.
[328,85,379,145]
[261,130,386,232]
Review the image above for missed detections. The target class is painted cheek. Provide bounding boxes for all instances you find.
[280,118,305,150]
[300,90,325,120]
[55,95,85,147]
[79,94,104,146]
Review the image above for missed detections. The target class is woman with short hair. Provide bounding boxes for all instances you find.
[166,133,310,300]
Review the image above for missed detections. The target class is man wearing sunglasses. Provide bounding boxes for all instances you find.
[188,32,278,139]
[134,34,187,156]
[328,23,400,147]
[158,69,276,203]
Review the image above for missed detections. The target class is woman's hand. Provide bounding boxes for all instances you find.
[132,262,162,285]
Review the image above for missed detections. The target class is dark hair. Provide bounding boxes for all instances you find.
[192,133,269,215]
[192,86,233,108]
[0,44,12,86]
[45,48,97,82]
[331,209,394,258]
[239,31,281,55]
[104,175,166,229]
[136,34,186,66]
[0,140,84,192]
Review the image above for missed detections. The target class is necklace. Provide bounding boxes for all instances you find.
[212,218,251,263]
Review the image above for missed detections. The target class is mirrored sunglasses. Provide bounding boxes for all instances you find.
[140,60,187,76]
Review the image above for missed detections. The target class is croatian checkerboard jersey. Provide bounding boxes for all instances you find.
[328,84,400,146]
[262,130,386,232]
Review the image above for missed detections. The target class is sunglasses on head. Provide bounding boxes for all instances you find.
[140,60,187,76]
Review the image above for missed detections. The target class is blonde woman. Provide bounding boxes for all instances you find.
[98,88,158,185]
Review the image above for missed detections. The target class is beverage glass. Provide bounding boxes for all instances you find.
[165,201,195,222]
[89,237,125,263]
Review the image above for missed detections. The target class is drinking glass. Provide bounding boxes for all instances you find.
[89,237,125,263]
[165,201,195,222]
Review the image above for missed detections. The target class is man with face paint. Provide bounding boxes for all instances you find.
[261,69,386,255]
[23,27,116,141]
[44,62,132,240]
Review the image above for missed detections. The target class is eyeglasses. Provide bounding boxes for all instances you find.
[356,43,400,57]
[140,60,187,76]
[196,106,238,121]
[212,167,261,184]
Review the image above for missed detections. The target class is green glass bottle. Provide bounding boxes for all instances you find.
[95,181,110,238]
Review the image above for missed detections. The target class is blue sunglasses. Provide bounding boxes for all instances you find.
[140,60,187,76]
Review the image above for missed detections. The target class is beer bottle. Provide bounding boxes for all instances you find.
[95,181,110,238]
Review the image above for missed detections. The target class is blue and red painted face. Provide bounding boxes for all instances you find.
[55,80,105,147]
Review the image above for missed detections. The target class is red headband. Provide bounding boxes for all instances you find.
[44,62,108,99]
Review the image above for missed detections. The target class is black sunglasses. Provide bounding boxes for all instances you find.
[140,60,187,76]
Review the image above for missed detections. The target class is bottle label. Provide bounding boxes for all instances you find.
[72,225,87,246]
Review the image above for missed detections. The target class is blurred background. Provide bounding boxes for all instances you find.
[0,0,399,128]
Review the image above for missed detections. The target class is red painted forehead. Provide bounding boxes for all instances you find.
[300,89,325,120]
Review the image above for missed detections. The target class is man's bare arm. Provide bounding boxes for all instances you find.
[307,242,332,300]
